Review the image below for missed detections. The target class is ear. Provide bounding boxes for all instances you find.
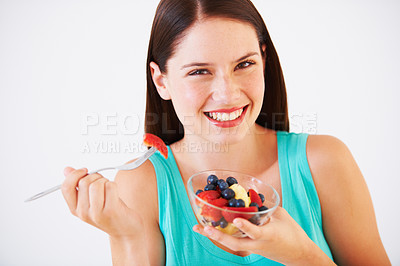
[261,44,267,66]
[149,61,171,100]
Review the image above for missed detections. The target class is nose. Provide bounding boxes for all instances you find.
[211,74,241,103]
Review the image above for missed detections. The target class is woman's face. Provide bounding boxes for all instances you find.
[155,17,265,144]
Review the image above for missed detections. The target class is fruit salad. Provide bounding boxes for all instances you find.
[195,174,269,235]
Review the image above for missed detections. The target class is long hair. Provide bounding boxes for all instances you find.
[145,0,289,145]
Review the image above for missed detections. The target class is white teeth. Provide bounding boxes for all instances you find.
[206,107,245,122]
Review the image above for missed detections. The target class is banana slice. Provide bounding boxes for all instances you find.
[229,184,250,207]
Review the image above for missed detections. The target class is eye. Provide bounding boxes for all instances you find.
[188,69,209,76]
[235,60,255,70]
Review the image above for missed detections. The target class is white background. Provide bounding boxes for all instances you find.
[1,0,399,265]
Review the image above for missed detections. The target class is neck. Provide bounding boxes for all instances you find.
[171,125,276,177]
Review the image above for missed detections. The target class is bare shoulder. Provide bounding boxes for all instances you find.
[114,158,157,208]
[305,134,390,265]
[305,134,366,217]
[305,134,370,201]
[306,134,353,173]
[305,134,359,206]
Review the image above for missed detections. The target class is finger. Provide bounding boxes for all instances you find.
[193,224,219,239]
[200,225,253,252]
[89,178,108,216]
[233,218,262,240]
[61,168,88,213]
[193,224,256,251]
[193,224,204,234]
[76,173,103,217]
[63,166,75,177]
[104,181,119,211]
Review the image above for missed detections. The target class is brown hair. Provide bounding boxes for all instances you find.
[145,0,289,145]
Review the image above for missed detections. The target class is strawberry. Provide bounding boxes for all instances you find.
[222,206,258,222]
[143,133,168,159]
[196,190,220,207]
[248,189,262,207]
[210,198,228,208]
[201,198,228,222]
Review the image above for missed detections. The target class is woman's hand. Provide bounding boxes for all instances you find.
[193,206,335,265]
[61,167,144,240]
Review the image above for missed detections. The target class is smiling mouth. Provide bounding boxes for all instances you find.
[204,105,248,122]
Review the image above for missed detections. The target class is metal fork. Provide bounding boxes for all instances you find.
[24,146,156,202]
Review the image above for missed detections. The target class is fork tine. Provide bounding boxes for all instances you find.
[116,147,156,171]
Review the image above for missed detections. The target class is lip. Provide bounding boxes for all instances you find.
[204,105,248,128]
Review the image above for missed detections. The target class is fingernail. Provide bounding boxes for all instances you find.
[234,220,242,227]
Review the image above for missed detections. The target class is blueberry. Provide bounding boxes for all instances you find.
[235,199,245,207]
[211,220,220,227]
[258,193,265,203]
[221,188,235,200]
[195,189,203,195]
[226,176,238,186]
[219,218,228,228]
[249,215,260,225]
[217,179,229,191]
[228,198,237,207]
[249,202,259,208]
[204,184,216,191]
[207,174,219,185]
[258,206,268,212]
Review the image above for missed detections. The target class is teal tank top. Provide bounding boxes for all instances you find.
[148,131,333,265]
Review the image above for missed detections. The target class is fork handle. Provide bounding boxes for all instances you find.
[24,184,62,202]
[24,169,103,202]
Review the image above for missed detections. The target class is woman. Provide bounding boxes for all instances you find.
[62,0,390,265]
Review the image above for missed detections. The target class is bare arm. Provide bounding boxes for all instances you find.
[112,159,165,266]
[307,135,390,265]
[109,235,149,266]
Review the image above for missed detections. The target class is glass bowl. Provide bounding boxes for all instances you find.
[187,170,280,238]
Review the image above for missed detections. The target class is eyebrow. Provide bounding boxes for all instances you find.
[235,52,259,63]
[180,51,259,70]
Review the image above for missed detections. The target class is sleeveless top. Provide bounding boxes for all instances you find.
[148,131,334,265]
